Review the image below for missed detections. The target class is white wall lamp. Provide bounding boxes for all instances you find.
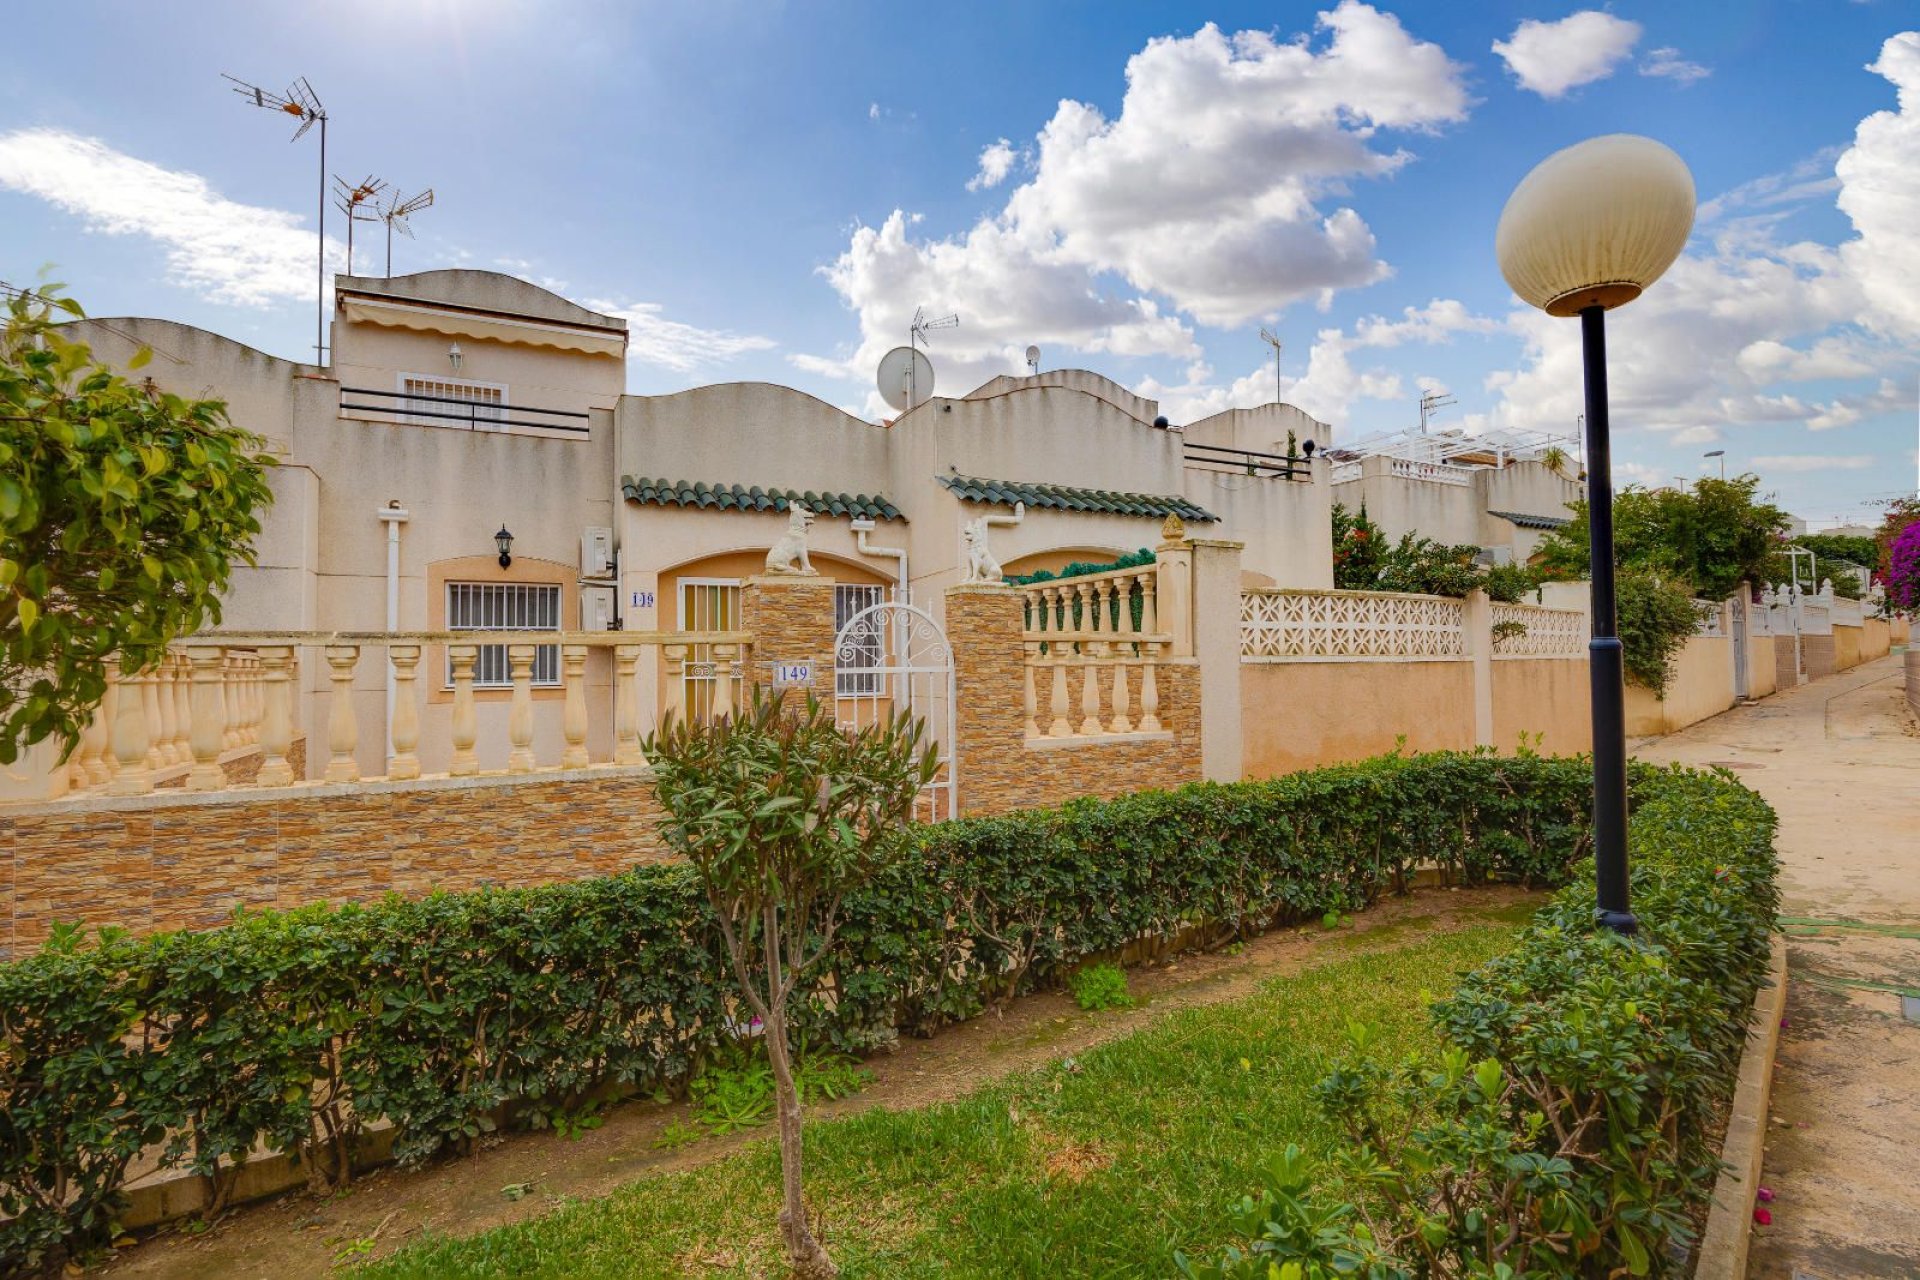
[447,342,463,372]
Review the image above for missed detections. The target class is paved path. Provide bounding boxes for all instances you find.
[1635,652,1920,1279]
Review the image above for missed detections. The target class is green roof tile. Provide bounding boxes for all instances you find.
[937,474,1217,523]
[620,477,906,522]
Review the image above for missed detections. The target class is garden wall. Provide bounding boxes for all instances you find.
[946,583,1205,817]
[0,768,668,960]
[1625,633,1734,737]
[1862,617,1889,660]
[1802,632,1836,680]
[1834,623,1862,672]
[1491,659,1593,756]
[1243,660,1477,777]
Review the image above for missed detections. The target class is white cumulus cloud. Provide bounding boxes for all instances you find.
[582,298,776,373]
[0,127,339,306]
[1492,12,1642,99]
[966,139,1019,192]
[1837,32,1920,339]
[804,1,1470,415]
[1640,47,1711,85]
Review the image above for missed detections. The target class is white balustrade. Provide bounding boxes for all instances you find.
[1693,600,1725,638]
[1018,564,1172,740]
[38,628,754,802]
[1389,458,1474,486]
[1242,588,1467,659]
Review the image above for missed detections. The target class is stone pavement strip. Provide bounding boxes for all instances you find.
[1636,651,1920,1279]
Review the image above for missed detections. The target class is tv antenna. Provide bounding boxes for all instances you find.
[1258,327,1283,403]
[378,187,434,277]
[331,175,387,277]
[223,72,329,362]
[1025,344,1041,375]
[910,305,959,353]
[1419,389,1457,433]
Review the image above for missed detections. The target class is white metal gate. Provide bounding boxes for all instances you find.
[833,602,957,822]
[1731,593,1750,699]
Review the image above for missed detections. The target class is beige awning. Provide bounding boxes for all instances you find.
[338,295,626,359]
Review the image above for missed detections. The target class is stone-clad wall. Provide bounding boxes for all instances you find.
[946,583,1203,817]
[741,574,836,702]
[0,577,1204,957]
[1802,633,1836,680]
[0,767,665,960]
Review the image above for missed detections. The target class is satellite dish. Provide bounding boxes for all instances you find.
[877,345,935,413]
[1025,344,1041,374]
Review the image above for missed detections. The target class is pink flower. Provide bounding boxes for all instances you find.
[1754,1208,1773,1226]
[1757,1188,1775,1203]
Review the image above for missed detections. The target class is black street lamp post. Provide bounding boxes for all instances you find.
[1496,135,1696,935]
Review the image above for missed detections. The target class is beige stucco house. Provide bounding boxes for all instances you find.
[14,268,1579,797]
[27,269,1327,789]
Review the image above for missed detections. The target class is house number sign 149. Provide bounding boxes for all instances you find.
[772,661,813,689]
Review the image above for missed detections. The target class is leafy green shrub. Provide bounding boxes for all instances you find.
[1179,764,1778,1278]
[1068,962,1134,1011]
[1331,503,1540,601]
[1616,569,1703,695]
[0,750,1648,1272]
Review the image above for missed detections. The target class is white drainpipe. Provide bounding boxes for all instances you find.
[376,502,410,766]
[850,518,908,604]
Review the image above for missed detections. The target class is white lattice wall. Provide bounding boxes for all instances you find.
[1489,602,1587,658]
[1241,589,1466,659]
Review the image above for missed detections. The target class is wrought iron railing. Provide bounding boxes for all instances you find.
[338,385,591,434]
[1182,441,1311,480]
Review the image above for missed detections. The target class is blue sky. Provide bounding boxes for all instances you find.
[2,1,1915,527]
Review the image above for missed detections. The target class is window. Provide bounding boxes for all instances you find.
[399,375,507,429]
[678,579,744,721]
[446,582,561,687]
[834,584,886,697]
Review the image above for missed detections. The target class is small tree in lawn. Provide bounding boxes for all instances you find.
[1,285,275,764]
[645,690,937,1279]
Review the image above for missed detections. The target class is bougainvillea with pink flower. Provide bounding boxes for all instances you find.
[1886,520,1920,612]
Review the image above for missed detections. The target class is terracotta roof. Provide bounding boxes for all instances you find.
[938,474,1217,522]
[1488,509,1571,530]
[620,477,904,521]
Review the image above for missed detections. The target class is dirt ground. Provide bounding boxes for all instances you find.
[98,885,1541,1279]
[1636,652,1920,1278]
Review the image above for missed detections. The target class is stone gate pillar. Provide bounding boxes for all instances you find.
[740,574,837,703]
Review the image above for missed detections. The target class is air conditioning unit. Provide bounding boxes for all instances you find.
[581,585,616,631]
[580,527,613,579]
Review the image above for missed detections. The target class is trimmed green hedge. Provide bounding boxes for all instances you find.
[0,751,1718,1274]
[1181,763,1779,1277]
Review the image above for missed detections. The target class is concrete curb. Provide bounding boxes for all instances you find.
[1695,933,1790,1280]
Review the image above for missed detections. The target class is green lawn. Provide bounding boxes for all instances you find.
[359,921,1522,1279]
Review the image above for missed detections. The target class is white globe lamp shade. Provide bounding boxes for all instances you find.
[1495,134,1696,317]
